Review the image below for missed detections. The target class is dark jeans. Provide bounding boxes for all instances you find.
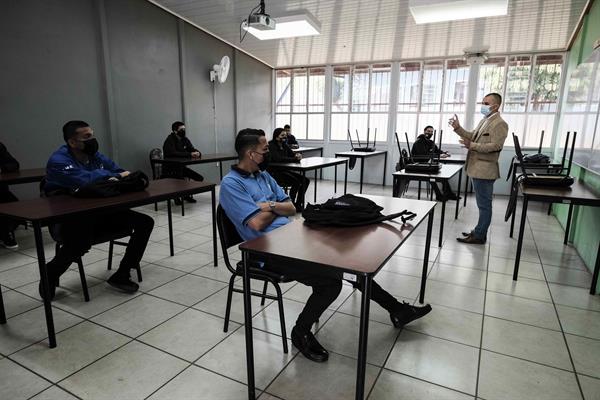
[266,261,400,333]
[48,210,154,280]
[0,184,18,237]
[471,178,495,241]
[272,171,310,209]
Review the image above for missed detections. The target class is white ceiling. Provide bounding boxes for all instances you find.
[153,0,587,68]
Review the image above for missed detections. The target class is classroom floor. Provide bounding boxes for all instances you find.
[1,180,599,400]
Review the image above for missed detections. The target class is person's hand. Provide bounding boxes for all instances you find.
[449,114,461,130]
[459,139,471,149]
[440,153,449,158]
[191,151,201,158]
[295,153,302,160]
[119,171,131,178]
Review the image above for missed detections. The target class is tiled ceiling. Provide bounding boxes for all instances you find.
[152,0,586,68]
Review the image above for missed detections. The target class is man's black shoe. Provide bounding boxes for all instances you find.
[390,302,432,328]
[291,326,329,363]
[173,197,183,206]
[457,234,486,244]
[184,195,197,203]
[445,192,459,200]
[461,232,471,237]
[0,231,18,250]
[107,273,139,293]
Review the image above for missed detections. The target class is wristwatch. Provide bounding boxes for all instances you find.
[268,201,276,211]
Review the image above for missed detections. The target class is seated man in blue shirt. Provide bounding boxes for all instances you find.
[220,129,431,363]
[42,120,154,300]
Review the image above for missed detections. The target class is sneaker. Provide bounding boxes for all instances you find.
[390,302,432,328]
[0,232,18,250]
[184,195,197,203]
[107,272,139,293]
[291,326,329,362]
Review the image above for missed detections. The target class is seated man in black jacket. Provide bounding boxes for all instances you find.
[268,128,309,211]
[162,121,204,205]
[412,126,457,200]
[283,124,299,148]
[0,142,20,249]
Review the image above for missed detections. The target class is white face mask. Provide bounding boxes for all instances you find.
[480,105,492,116]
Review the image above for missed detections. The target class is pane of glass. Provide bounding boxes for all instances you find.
[332,66,350,112]
[275,70,291,113]
[443,59,469,112]
[398,62,421,112]
[352,65,370,112]
[525,114,555,147]
[349,113,369,142]
[292,69,307,113]
[368,113,388,142]
[565,61,594,112]
[529,54,563,112]
[275,114,290,130]
[440,113,462,145]
[501,113,527,141]
[477,57,505,102]
[395,114,418,144]
[505,56,531,112]
[307,114,324,140]
[557,115,585,155]
[308,67,325,112]
[370,64,391,112]
[331,113,349,141]
[421,60,444,112]
[291,114,307,140]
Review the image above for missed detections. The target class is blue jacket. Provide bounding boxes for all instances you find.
[45,145,124,192]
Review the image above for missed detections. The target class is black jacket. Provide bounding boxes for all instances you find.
[411,134,441,159]
[0,142,19,173]
[268,140,297,163]
[163,133,199,158]
[286,134,298,146]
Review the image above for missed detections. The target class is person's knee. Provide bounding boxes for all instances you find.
[131,212,155,232]
[315,278,343,301]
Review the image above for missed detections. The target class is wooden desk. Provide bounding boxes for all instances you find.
[335,150,388,194]
[0,168,46,185]
[292,146,323,157]
[393,164,464,247]
[239,195,437,400]
[513,181,600,294]
[269,157,349,204]
[150,153,238,181]
[0,179,216,347]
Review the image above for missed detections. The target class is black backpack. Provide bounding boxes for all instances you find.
[71,170,150,198]
[302,194,416,227]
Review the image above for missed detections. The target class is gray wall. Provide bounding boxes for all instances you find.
[0,0,272,196]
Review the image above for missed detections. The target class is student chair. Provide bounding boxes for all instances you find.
[217,205,291,353]
[149,147,185,216]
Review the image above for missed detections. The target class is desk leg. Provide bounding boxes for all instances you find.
[463,176,469,207]
[211,187,218,267]
[167,199,174,257]
[564,204,574,245]
[359,158,365,194]
[242,252,256,400]
[219,162,224,181]
[0,284,6,324]
[420,210,435,304]
[344,161,348,194]
[418,181,421,200]
[513,197,529,281]
[33,222,57,348]
[439,200,446,247]
[510,193,518,239]
[314,170,318,203]
[382,152,387,186]
[334,165,338,193]
[320,149,324,179]
[356,275,372,400]
[455,170,462,220]
[590,242,600,295]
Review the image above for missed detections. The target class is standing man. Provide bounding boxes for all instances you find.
[449,93,508,244]
[0,142,20,249]
[283,124,299,149]
[163,121,203,205]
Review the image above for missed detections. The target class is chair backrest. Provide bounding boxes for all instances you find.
[217,204,244,274]
[149,148,163,179]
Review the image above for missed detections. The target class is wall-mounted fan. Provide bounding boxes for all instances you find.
[210,55,230,83]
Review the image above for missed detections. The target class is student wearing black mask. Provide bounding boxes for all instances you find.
[42,120,155,300]
[0,142,20,249]
[162,121,203,205]
[268,128,310,211]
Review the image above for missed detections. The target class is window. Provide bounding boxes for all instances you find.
[421,61,444,112]
[274,67,325,140]
[530,55,562,113]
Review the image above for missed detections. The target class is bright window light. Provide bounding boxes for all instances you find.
[243,13,321,40]
[409,0,508,24]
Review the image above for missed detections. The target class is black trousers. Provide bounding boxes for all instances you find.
[163,166,204,182]
[266,261,400,333]
[0,184,18,237]
[48,210,154,280]
[272,171,310,208]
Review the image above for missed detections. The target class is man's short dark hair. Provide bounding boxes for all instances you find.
[485,93,502,105]
[172,121,185,132]
[273,127,284,140]
[283,124,290,130]
[235,128,265,158]
[62,120,90,142]
[424,125,434,132]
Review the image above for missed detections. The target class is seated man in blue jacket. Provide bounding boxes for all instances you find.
[220,129,431,363]
[42,120,154,300]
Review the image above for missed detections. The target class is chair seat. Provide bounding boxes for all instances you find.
[235,261,293,283]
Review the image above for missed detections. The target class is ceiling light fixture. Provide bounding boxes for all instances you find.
[409,0,508,24]
[242,13,321,40]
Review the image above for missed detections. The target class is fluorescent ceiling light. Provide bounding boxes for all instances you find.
[243,13,321,40]
[409,0,508,24]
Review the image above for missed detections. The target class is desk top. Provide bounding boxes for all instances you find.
[270,157,347,170]
[0,179,214,223]
[335,150,387,158]
[151,154,238,165]
[292,146,323,153]
[240,195,436,275]
[520,180,600,205]
[0,168,46,185]
[440,154,467,164]
[393,163,463,179]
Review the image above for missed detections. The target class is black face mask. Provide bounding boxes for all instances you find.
[255,152,270,171]
[176,129,186,138]
[425,133,433,140]
[81,138,99,156]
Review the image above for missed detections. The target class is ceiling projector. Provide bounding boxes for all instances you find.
[246,13,275,30]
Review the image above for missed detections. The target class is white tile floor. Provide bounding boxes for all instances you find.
[1,180,599,400]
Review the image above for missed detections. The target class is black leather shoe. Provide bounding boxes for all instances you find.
[184,195,197,203]
[291,326,329,362]
[457,235,486,244]
[445,192,459,200]
[107,273,139,293]
[461,232,471,237]
[390,302,432,328]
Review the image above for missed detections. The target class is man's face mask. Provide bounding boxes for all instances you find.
[176,129,186,138]
[252,151,270,171]
[79,138,99,156]
[425,131,434,139]
[480,104,492,116]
